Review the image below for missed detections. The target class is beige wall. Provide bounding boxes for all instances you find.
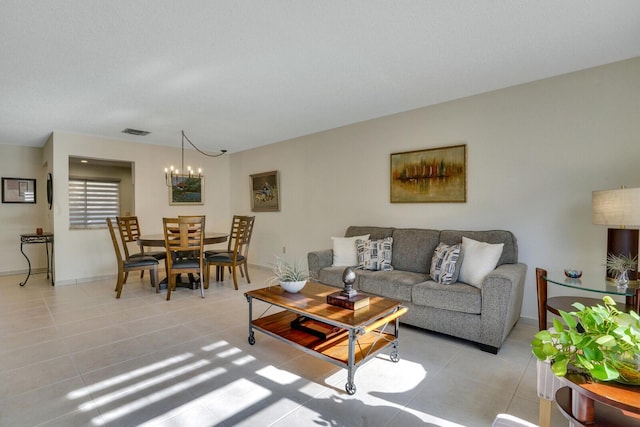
[49,132,231,283]
[0,57,638,321]
[0,145,50,275]
[229,57,640,321]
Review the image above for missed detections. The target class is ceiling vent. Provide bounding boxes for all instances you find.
[122,128,151,136]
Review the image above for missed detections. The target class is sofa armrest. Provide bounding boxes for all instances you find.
[479,263,527,349]
[307,249,333,280]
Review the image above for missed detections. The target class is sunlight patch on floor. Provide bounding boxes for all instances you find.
[66,352,194,399]
[256,365,301,385]
[90,366,227,426]
[216,346,242,358]
[201,340,229,352]
[78,359,211,412]
[232,354,256,366]
[137,378,272,427]
[323,357,427,393]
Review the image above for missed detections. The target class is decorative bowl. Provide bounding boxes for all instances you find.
[280,280,307,293]
[564,269,582,279]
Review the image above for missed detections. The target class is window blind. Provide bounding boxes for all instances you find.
[69,178,120,229]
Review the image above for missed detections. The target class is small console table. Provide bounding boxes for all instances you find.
[536,267,639,331]
[19,232,54,287]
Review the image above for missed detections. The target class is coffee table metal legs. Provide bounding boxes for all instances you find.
[346,329,357,395]
[246,295,256,345]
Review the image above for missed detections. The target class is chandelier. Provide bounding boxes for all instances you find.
[164,130,226,187]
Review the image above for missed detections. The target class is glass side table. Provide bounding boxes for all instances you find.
[535,267,639,330]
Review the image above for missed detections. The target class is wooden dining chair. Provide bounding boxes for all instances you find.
[205,215,255,290]
[116,216,167,283]
[205,215,244,276]
[106,218,159,298]
[163,216,206,300]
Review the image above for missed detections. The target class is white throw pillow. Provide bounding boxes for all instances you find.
[332,234,370,266]
[458,236,504,288]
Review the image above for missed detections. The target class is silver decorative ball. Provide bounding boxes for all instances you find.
[342,267,356,285]
[341,267,358,298]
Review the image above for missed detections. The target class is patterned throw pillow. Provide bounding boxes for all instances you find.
[430,242,464,285]
[356,237,394,271]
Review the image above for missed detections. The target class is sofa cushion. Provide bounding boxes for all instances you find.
[357,270,428,302]
[430,242,463,284]
[391,228,440,274]
[345,226,394,240]
[412,280,482,314]
[356,237,393,271]
[331,234,370,266]
[458,237,504,288]
[439,230,517,265]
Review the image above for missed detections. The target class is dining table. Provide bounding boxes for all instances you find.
[137,232,228,289]
[137,232,228,249]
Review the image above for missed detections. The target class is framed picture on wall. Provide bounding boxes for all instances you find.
[2,177,36,203]
[390,144,466,203]
[168,175,204,205]
[250,170,280,212]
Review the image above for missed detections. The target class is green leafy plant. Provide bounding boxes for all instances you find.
[267,257,309,284]
[531,296,640,384]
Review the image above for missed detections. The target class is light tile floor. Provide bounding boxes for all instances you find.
[0,268,566,427]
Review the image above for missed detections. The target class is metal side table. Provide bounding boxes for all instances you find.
[19,232,54,286]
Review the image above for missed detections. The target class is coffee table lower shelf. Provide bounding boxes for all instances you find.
[248,309,404,394]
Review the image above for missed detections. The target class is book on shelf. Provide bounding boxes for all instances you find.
[290,316,342,340]
[326,292,370,310]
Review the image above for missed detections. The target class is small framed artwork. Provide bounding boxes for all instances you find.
[250,170,280,212]
[169,175,204,205]
[2,177,36,203]
[390,144,466,203]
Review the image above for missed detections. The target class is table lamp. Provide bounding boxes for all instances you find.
[592,186,640,281]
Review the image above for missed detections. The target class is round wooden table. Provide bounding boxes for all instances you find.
[137,232,228,248]
[555,372,640,426]
[137,232,228,289]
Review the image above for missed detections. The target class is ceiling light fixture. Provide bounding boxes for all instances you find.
[164,130,227,187]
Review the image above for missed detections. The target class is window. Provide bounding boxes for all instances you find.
[69,178,120,229]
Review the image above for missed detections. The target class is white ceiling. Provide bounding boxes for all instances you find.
[1,1,639,153]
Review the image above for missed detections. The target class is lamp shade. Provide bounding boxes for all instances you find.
[592,187,640,226]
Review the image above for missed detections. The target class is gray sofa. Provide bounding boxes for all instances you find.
[307,226,527,353]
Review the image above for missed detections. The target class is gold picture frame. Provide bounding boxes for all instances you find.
[168,175,204,205]
[390,144,466,203]
[250,170,280,212]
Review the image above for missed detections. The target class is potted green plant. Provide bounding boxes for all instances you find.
[606,253,638,285]
[268,257,310,293]
[531,296,640,385]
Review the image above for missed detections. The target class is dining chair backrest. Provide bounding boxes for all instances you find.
[107,217,126,264]
[163,215,206,300]
[204,215,255,290]
[224,215,243,251]
[163,216,206,254]
[229,215,255,258]
[237,215,255,257]
[116,216,142,258]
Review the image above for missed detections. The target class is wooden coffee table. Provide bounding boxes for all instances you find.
[245,281,407,394]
